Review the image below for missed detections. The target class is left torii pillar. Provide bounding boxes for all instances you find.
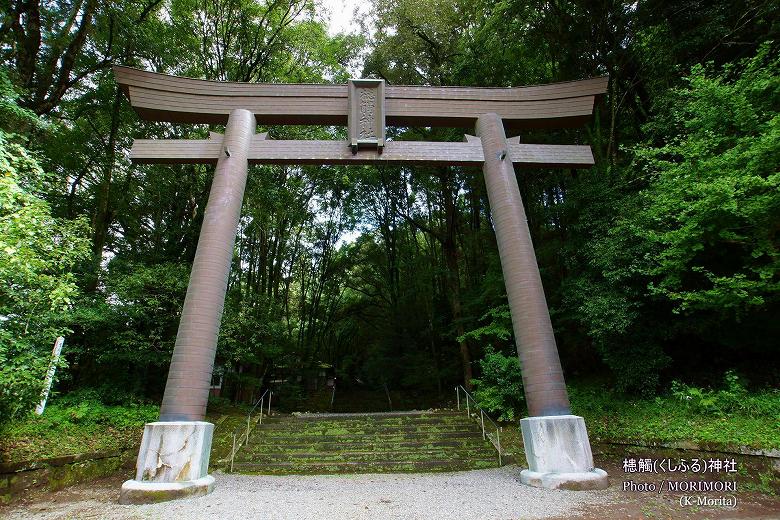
[121,109,255,504]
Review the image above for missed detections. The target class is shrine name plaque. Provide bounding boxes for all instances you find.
[348,78,385,153]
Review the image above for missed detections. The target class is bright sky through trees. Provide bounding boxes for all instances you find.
[320,0,365,35]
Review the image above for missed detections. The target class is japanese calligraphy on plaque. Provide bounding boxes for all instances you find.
[348,78,385,153]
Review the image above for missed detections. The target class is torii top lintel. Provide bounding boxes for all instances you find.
[113,66,607,130]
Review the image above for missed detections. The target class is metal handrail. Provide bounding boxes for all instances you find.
[229,388,272,472]
[456,385,503,466]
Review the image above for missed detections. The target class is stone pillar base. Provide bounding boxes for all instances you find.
[120,475,215,504]
[119,421,215,505]
[520,467,608,490]
[519,415,608,491]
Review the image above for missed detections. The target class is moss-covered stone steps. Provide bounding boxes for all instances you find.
[241,447,496,463]
[255,427,477,438]
[255,416,475,432]
[242,438,490,453]
[233,458,499,475]
[231,410,500,475]
[257,420,475,429]
[258,413,469,424]
[263,412,464,427]
[243,432,483,446]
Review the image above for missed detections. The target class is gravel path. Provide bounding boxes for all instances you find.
[3,466,614,520]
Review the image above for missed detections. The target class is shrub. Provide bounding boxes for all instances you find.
[471,347,525,421]
[671,371,780,417]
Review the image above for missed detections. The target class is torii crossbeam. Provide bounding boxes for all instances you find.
[131,133,595,168]
[114,65,610,504]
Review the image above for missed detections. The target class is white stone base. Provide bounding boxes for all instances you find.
[520,467,608,490]
[119,421,215,504]
[120,475,215,504]
[519,415,608,490]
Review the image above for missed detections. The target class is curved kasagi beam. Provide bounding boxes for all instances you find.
[113,66,607,129]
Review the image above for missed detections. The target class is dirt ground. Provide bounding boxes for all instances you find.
[553,458,780,520]
[1,461,778,520]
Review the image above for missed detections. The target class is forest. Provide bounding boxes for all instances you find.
[0,0,778,423]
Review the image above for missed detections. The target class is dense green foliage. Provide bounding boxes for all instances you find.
[0,79,90,418]
[570,45,780,391]
[635,48,778,315]
[470,348,524,422]
[0,0,777,421]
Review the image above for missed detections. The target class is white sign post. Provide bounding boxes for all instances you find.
[35,336,65,415]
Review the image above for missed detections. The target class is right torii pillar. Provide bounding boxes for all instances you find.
[477,113,608,490]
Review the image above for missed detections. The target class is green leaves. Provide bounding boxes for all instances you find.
[458,305,512,343]
[631,44,780,316]
[0,127,90,422]
[166,0,354,83]
[0,69,42,133]
[562,44,779,393]
[471,346,524,421]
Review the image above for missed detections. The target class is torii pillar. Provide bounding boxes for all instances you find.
[120,109,255,504]
[477,113,607,490]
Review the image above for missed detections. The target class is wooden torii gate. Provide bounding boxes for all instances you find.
[115,66,610,504]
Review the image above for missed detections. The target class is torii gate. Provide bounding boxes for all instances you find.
[114,66,609,504]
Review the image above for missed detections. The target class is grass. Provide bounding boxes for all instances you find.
[568,384,780,450]
[0,396,249,465]
[490,382,779,459]
[0,400,158,463]
[488,382,780,474]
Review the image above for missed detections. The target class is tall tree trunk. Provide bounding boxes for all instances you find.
[85,88,122,292]
[439,169,472,389]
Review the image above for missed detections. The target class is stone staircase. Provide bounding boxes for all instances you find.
[231,410,501,474]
